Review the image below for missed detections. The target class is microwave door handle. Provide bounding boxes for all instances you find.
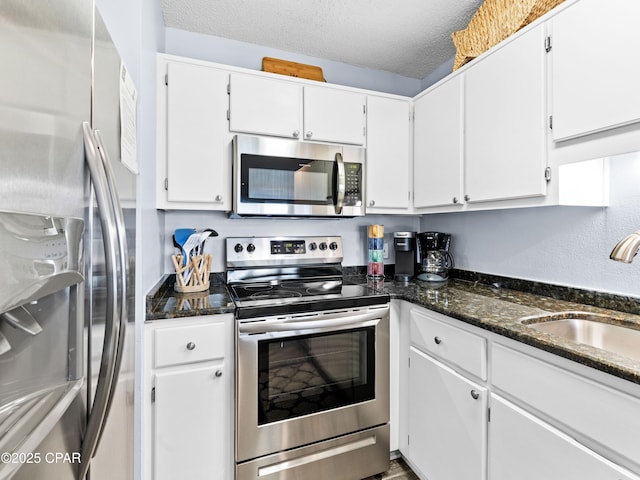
[334,152,345,215]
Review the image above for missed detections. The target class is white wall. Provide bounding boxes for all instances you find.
[164,211,420,273]
[421,151,640,297]
[164,27,422,97]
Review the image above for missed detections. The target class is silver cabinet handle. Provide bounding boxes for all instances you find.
[369,200,375,207]
[215,370,223,378]
[186,342,196,351]
[293,130,300,138]
[305,131,313,138]
[215,194,223,202]
[470,390,480,400]
[464,194,470,202]
[434,336,442,345]
[453,197,458,204]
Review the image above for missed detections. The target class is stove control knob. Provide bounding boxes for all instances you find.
[234,243,243,253]
[319,242,327,251]
[329,241,338,251]
[246,243,256,253]
[308,242,317,251]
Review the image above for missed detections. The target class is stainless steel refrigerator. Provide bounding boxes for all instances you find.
[0,1,136,479]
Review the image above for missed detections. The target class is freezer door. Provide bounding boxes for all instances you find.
[0,0,93,477]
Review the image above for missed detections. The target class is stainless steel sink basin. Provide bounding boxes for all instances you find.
[520,312,640,362]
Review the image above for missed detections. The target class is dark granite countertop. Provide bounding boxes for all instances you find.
[345,270,640,385]
[146,268,640,385]
[145,273,235,321]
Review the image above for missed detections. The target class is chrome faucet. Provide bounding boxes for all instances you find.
[610,231,640,263]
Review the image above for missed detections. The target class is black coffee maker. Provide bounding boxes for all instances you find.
[416,232,454,282]
[393,232,417,283]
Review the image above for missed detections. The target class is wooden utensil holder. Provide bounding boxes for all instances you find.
[172,254,212,293]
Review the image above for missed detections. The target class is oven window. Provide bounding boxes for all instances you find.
[257,327,375,425]
[241,154,335,205]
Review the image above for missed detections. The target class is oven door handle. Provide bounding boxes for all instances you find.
[238,307,387,334]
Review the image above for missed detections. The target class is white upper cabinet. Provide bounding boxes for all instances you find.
[413,75,464,209]
[551,0,640,142]
[164,62,231,209]
[229,73,302,139]
[464,23,548,204]
[303,86,366,145]
[365,96,411,212]
[229,73,366,145]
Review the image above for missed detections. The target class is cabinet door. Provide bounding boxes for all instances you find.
[465,24,547,203]
[303,86,366,145]
[551,0,640,141]
[408,347,487,480]
[413,76,463,209]
[153,365,227,480]
[229,73,301,139]
[489,394,640,480]
[365,96,411,212]
[166,63,230,207]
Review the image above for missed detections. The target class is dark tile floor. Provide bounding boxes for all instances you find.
[362,458,419,480]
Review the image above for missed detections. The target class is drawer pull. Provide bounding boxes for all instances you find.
[186,342,196,351]
[215,370,223,378]
[434,336,442,345]
[470,390,480,400]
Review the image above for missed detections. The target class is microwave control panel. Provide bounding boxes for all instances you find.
[344,163,362,206]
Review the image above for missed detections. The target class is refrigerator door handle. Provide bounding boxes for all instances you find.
[93,129,129,448]
[79,122,121,480]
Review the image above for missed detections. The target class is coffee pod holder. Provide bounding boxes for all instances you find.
[367,224,384,278]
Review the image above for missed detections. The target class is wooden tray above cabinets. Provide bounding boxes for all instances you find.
[262,57,326,82]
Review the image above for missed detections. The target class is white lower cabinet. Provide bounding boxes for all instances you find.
[408,347,487,480]
[400,301,640,480]
[154,366,226,480]
[489,394,640,480]
[145,314,233,480]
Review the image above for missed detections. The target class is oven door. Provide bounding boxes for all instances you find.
[236,305,389,463]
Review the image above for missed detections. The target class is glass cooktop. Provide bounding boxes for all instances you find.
[229,279,389,319]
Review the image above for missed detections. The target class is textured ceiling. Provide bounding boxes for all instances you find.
[160,0,484,79]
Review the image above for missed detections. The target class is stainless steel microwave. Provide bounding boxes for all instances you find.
[232,135,365,217]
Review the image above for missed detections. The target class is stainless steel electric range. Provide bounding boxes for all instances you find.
[227,236,390,480]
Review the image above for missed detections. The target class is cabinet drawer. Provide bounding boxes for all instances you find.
[492,343,640,470]
[154,322,225,368]
[410,308,487,380]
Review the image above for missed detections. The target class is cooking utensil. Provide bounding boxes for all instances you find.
[174,228,196,264]
[181,232,202,267]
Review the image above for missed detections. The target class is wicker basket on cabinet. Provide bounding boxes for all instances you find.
[452,0,565,70]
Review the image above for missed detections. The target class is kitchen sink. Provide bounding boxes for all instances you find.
[520,312,640,362]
